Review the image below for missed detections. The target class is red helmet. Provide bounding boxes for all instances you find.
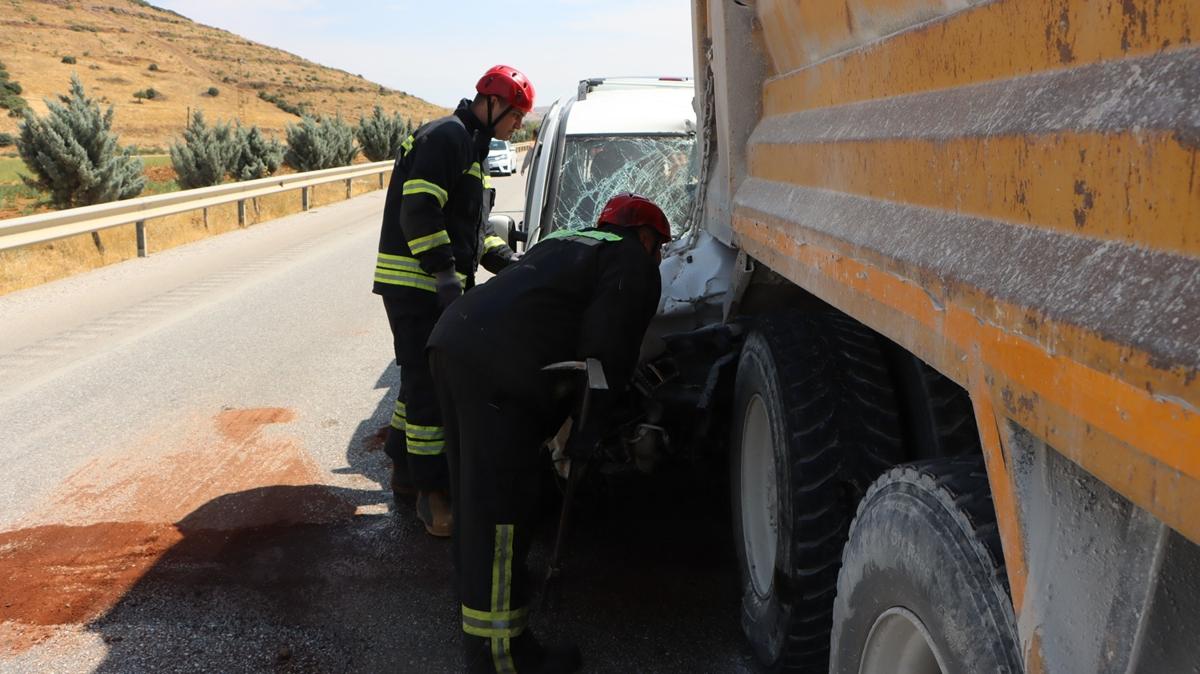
[598,193,671,242]
[476,65,536,114]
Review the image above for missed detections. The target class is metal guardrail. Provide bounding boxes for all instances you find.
[0,160,393,255]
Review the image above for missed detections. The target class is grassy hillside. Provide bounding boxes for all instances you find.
[0,0,448,150]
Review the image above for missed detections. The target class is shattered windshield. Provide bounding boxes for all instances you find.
[550,135,696,239]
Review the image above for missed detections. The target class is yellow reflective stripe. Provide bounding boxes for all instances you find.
[483,235,507,253]
[462,606,528,622]
[483,175,492,189]
[402,179,448,207]
[464,162,483,179]
[493,638,515,673]
[376,253,424,272]
[376,251,467,288]
[400,134,414,156]
[391,402,407,430]
[374,269,437,292]
[461,606,529,639]
[490,524,517,672]
[406,439,444,455]
[374,268,436,287]
[408,230,451,254]
[406,425,444,440]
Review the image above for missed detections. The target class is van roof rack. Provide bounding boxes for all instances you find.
[577,76,693,101]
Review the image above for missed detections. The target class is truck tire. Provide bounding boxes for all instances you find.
[829,456,1022,674]
[730,311,904,672]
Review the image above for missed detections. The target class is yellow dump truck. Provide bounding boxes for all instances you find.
[678,1,1199,672]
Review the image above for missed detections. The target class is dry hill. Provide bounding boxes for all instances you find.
[0,0,448,149]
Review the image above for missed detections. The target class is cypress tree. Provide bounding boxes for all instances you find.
[17,75,145,209]
[356,105,408,162]
[169,109,237,189]
[284,115,358,172]
[232,124,284,181]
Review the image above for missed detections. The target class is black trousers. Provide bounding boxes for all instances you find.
[382,296,448,491]
[430,347,560,668]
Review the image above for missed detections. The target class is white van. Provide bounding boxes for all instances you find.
[513,77,697,248]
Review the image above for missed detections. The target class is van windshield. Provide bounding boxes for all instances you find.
[550,134,696,239]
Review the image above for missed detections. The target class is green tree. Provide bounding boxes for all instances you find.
[356,105,409,162]
[169,109,237,189]
[232,124,284,180]
[284,115,358,172]
[17,75,144,209]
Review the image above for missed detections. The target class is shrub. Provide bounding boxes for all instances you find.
[148,63,159,71]
[356,105,409,162]
[258,90,304,116]
[169,109,237,189]
[206,86,219,97]
[61,55,77,64]
[0,64,27,117]
[0,132,14,147]
[133,87,157,100]
[284,115,357,172]
[17,75,145,208]
[232,124,284,180]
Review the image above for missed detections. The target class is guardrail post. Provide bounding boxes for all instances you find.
[302,186,310,211]
[237,199,246,227]
[346,178,353,199]
[136,221,147,257]
[379,173,385,189]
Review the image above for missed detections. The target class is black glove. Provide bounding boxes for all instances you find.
[434,269,462,309]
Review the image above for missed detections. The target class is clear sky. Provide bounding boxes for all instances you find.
[153,1,696,109]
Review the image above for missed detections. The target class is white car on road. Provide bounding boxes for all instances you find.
[486,139,517,176]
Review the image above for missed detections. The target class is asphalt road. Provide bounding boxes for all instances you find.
[0,172,758,673]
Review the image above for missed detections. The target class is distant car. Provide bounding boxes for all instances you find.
[486,139,517,176]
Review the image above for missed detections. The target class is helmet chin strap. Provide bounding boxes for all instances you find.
[483,96,515,136]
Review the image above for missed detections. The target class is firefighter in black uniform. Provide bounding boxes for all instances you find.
[428,194,670,673]
[374,65,534,537]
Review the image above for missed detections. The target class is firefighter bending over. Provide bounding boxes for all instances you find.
[428,194,669,672]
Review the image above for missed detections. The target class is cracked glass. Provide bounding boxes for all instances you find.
[551,135,697,239]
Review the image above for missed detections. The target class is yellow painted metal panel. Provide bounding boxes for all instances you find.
[758,0,972,74]
[763,0,1198,115]
[750,132,1200,256]
[732,212,1200,547]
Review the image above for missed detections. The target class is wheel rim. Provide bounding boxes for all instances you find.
[859,608,948,674]
[740,393,778,599]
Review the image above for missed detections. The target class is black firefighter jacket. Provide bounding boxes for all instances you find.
[373,99,515,313]
[428,226,662,439]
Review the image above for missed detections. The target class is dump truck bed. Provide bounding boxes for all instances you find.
[694,1,1199,670]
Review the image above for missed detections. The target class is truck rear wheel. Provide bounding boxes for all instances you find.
[731,311,904,672]
[829,456,1022,674]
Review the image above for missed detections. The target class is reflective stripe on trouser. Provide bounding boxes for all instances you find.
[429,347,553,673]
[460,525,526,673]
[381,297,448,491]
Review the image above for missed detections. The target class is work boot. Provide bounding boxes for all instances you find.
[464,633,581,674]
[415,489,452,537]
[389,460,415,504]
